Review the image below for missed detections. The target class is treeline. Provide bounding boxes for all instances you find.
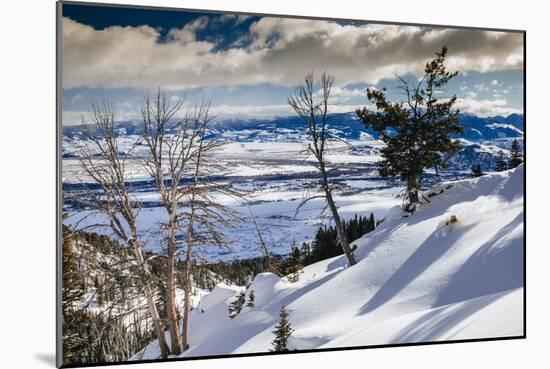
[62,226,207,365]
[285,213,377,269]
[195,257,283,288]
[472,138,523,177]
[62,226,155,365]
[495,139,523,172]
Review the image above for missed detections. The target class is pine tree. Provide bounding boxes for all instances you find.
[508,139,523,169]
[495,150,508,172]
[283,246,303,283]
[368,213,376,232]
[300,242,311,265]
[356,47,462,212]
[471,164,484,177]
[228,291,246,319]
[304,214,377,266]
[246,290,255,308]
[271,305,294,352]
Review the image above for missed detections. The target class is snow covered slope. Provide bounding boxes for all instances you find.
[134,165,524,359]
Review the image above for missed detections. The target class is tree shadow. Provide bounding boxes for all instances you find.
[275,270,342,309]
[434,212,524,307]
[325,221,405,272]
[391,292,507,343]
[357,223,476,316]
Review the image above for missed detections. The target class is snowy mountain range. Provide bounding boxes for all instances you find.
[63,112,523,172]
[63,112,524,142]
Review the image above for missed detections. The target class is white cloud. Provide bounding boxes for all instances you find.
[63,106,142,125]
[211,104,292,119]
[465,90,478,99]
[217,14,251,26]
[474,83,490,92]
[63,101,372,125]
[166,17,206,44]
[455,98,521,117]
[313,85,366,103]
[62,17,524,90]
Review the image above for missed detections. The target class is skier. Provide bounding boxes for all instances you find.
[445,215,459,226]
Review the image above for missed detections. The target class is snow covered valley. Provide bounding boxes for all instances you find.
[62,113,523,261]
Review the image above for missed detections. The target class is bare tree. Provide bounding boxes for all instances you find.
[77,100,170,358]
[140,89,189,355]
[140,90,243,353]
[288,72,357,266]
[178,103,244,350]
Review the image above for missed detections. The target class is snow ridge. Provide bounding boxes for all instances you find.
[134,165,524,359]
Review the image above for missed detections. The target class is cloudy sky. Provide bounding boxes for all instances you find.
[61,3,524,125]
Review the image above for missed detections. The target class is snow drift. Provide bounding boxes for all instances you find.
[133,165,524,359]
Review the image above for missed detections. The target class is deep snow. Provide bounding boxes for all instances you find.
[133,165,524,359]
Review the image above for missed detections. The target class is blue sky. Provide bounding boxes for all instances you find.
[61,3,524,125]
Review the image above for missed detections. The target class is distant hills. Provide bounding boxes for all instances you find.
[63,112,524,143]
[63,112,523,172]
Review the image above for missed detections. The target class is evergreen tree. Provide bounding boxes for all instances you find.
[283,246,303,283]
[495,150,508,172]
[304,213,377,266]
[300,242,312,265]
[368,213,376,232]
[271,305,294,352]
[228,291,246,319]
[356,47,462,212]
[246,290,255,308]
[508,139,523,168]
[471,164,484,177]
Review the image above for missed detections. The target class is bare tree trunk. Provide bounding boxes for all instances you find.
[179,104,244,350]
[166,235,181,355]
[181,123,203,351]
[320,162,357,266]
[406,175,419,211]
[162,214,182,354]
[181,187,196,351]
[130,240,170,358]
[165,204,181,355]
[141,90,187,355]
[181,240,193,350]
